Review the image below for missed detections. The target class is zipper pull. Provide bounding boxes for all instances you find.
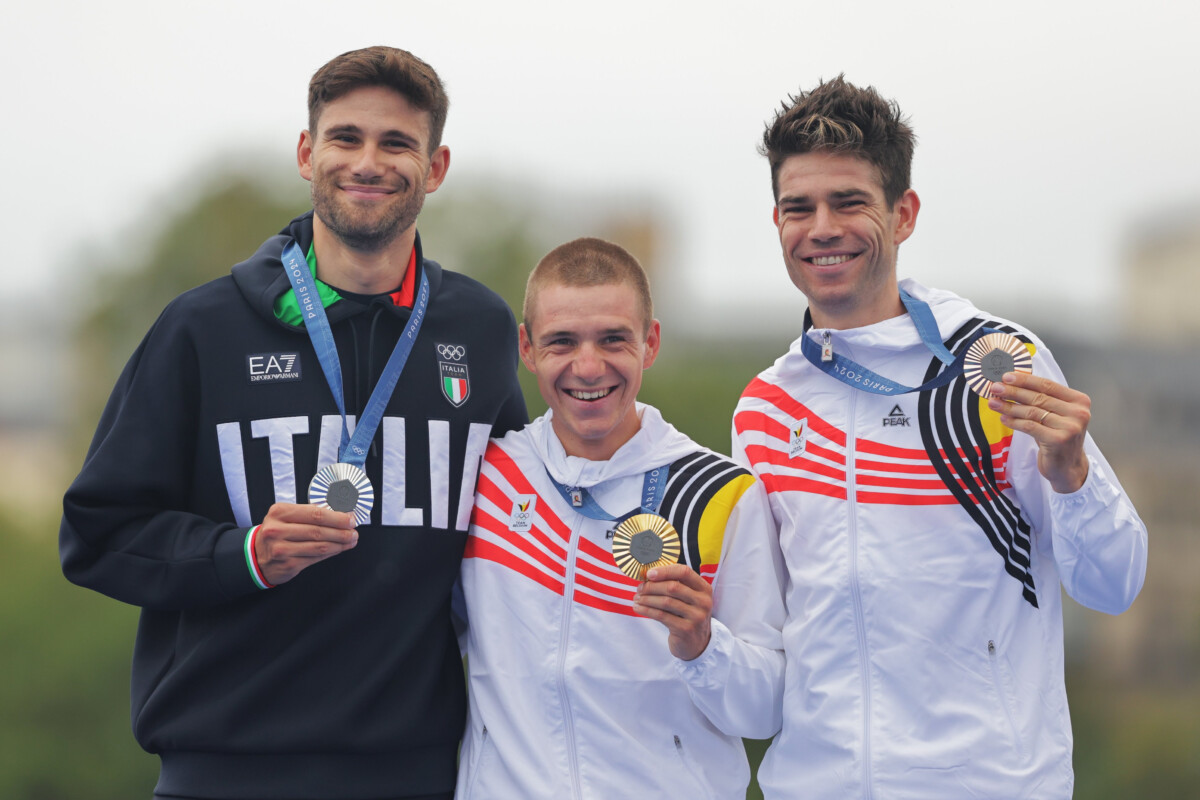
[569,487,583,507]
[821,331,834,362]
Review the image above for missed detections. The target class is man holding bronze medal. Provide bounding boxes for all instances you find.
[455,238,786,798]
[59,47,526,800]
[732,76,1148,798]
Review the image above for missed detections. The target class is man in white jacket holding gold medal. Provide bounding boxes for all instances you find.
[456,237,786,799]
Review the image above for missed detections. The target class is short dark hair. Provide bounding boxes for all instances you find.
[524,238,654,336]
[761,75,916,207]
[308,46,449,152]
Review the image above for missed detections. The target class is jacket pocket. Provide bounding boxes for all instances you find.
[987,639,1026,759]
[672,734,713,800]
[460,723,494,799]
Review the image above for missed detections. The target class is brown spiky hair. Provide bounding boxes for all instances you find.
[761,75,916,207]
[307,46,449,153]
[524,238,654,336]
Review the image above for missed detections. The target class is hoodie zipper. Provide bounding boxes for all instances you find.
[842,353,875,800]
[557,512,585,799]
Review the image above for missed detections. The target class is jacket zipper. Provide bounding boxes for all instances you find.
[844,376,875,800]
[557,513,585,799]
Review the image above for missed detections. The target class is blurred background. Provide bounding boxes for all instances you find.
[3,1,1197,797]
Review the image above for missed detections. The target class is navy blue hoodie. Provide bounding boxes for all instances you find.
[60,212,527,798]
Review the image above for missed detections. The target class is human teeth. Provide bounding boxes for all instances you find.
[811,255,854,266]
[569,388,611,400]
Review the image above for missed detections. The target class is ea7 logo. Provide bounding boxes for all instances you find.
[509,495,537,532]
[247,353,302,383]
[883,404,911,427]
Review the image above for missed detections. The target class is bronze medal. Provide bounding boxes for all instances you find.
[963,332,1033,398]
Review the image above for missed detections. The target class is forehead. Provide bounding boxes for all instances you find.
[314,85,432,141]
[776,152,885,198]
[528,281,644,335]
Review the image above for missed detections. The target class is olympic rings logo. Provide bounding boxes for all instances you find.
[437,344,466,361]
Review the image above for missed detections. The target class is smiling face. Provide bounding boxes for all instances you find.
[774,151,920,329]
[520,281,660,461]
[297,85,448,253]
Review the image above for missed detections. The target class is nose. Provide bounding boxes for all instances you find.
[809,204,842,242]
[572,343,606,381]
[350,143,385,179]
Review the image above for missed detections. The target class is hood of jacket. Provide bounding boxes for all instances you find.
[527,403,701,489]
[230,211,442,328]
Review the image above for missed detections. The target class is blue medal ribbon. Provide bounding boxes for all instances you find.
[546,466,670,523]
[801,289,995,396]
[281,240,429,468]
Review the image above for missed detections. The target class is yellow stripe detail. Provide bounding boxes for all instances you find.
[695,473,757,567]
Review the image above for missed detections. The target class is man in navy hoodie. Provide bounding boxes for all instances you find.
[60,46,526,800]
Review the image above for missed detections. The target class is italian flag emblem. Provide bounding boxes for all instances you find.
[439,360,471,407]
[444,376,468,404]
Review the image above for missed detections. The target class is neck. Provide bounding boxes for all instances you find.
[810,293,906,331]
[553,415,641,463]
[311,216,416,294]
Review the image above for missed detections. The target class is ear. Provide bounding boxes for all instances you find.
[424,145,450,194]
[518,323,536,373]
[642,319,661,370]
[772,205,780,229]
[892,189,920,245]
[297,130,314,182]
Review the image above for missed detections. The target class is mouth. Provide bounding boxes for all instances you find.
[565,387,614,401]
[340,184,397,200]
[805,253,859,266]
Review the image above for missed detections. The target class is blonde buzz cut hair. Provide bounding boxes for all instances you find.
[523,237,654,336]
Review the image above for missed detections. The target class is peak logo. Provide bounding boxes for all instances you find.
[883,404,910,427]
[247,353,302,383]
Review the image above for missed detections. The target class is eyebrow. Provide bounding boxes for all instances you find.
[322,124,421,147]
[778,188,873,205]
[537,325,635,342]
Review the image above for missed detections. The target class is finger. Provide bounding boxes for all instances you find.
[644,563,708,590]
[633,593,703,622]
[636,582,708,609]
[267,502,358,529]
[992,371,1088,405]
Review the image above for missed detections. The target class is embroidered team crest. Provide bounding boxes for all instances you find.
[508,495,537,532]
[437,343,470,407]
[788,419,808,459]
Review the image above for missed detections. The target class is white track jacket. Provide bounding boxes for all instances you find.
[733,280,1147,800]
[457,405,786,799]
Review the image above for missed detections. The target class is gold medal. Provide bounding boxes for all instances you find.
[963,332,1033,398]
[611,513,681,581]
[308,462,374,526]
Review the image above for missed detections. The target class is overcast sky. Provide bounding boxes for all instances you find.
[6,0,1198,337]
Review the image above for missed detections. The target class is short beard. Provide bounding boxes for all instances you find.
[310,179,425,253]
